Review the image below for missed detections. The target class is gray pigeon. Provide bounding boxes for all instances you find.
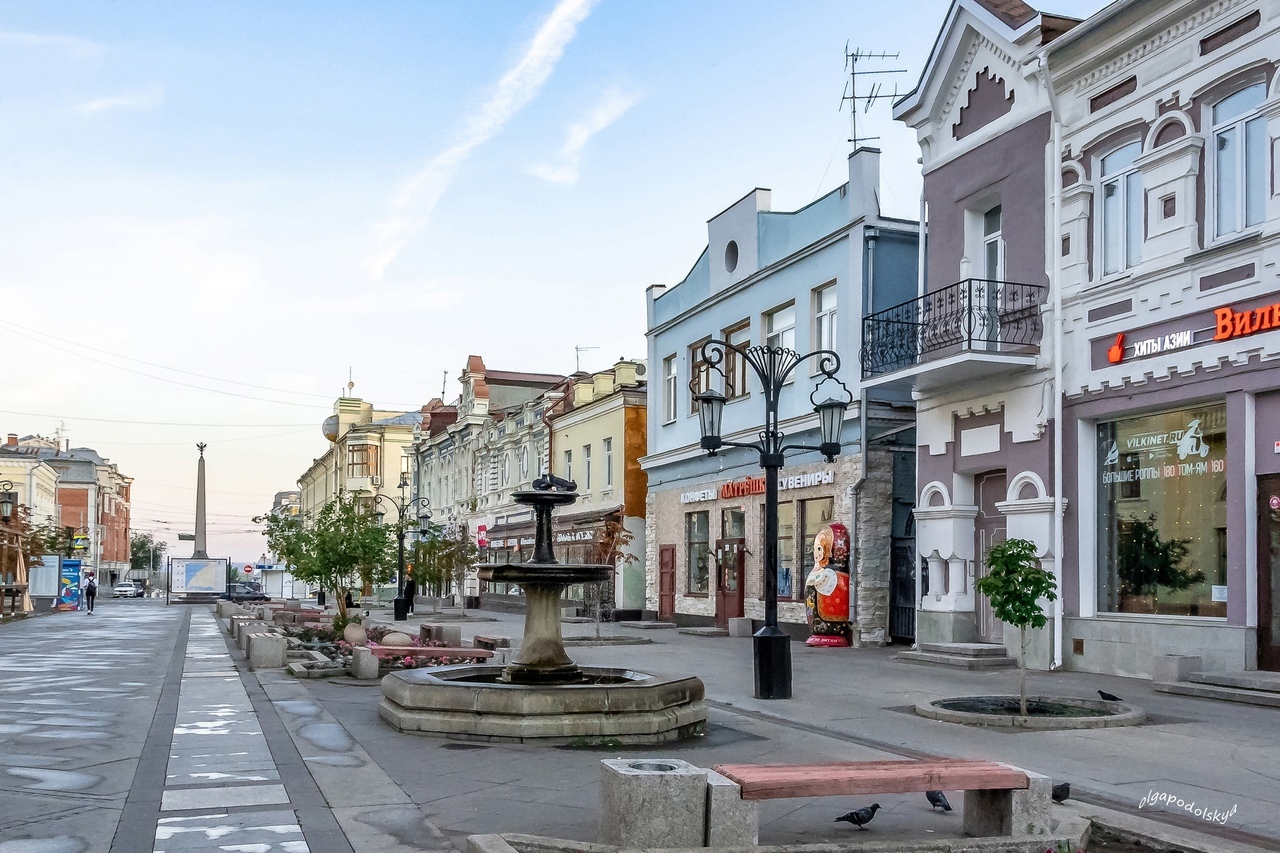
[1098,690,1122,702]
[925,790,952,812]
[835,803,881,830]
[1052,782,1070,803]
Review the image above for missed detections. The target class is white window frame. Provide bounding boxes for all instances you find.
[583,444,592,490]
[1096,140,1143,277]
[764,302,796,351]
[981,205,1005,281]
[813,284,837,353]
[564,449,572,483]
[662,354,678,424]
[723,321,751,401]
[603,437,613,488]
[1210,81,1268,241]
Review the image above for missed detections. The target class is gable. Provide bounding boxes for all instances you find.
[953,66,1015,139]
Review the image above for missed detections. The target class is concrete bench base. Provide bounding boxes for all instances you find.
[599,759,757,848]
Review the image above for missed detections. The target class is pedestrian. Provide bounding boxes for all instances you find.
[82,573,98,614]
[344,590,354,610]
[403,577,416,615]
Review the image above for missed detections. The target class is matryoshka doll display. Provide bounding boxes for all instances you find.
[804,522,851,647]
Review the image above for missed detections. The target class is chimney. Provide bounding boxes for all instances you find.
[573,380,595,406]
[5,434,16,448]
[614,360,637,387]
[592,372,614,399]
[847,147,881,221]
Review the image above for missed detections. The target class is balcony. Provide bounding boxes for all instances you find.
[860,278,1047,392]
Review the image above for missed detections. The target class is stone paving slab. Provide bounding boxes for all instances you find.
[161,783,291,811]
[153,809,309,852]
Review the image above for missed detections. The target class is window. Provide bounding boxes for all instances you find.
[724,322,751,400]
[686,511,710,594]
[564,449,572,483]
[519,447,529,480]
[776,502,796,598]
[347,444,377,478]
[662,355,678,423]
[770,498,834,599]
[799,497,835,593]
[1099,141,1143,275]
[764,304,795,351]
[603,438,613,487]
[1212,82,1267,238]
[1097,403,1227,617]
[982,205,1004,280]
[690,339,712,413]
[501,453,510,487]
[814,285,837,352]
[583,444,592,490]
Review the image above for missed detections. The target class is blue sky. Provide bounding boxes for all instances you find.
[0,0,1104,560]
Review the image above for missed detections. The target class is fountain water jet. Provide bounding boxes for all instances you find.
[378,476,707,743]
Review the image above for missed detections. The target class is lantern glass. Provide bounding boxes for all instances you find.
[815,398,847,456]
[0,491,14,521]
[696,389,726,450]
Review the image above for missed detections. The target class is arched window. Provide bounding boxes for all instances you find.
[1212,82,1267,238]
[1099,140,1143,275]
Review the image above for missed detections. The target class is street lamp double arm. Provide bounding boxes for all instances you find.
[373,491,432,622]
[691,340,853,700]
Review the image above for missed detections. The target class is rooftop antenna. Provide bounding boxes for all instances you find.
[575,345,599,373]
[347,366,355,397]
[441,370,448,398]
[840,44,907,149]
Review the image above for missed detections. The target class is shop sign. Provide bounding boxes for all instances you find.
[1100,294,1280,367]
[554,530,597,544]
[680,489,716,504]
[1100,413,1224,484]
[682,470,837,504]
[1213,300,1280,341]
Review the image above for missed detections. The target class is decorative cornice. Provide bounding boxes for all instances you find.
[940,28,1017,129]
[1068,0,1253,95]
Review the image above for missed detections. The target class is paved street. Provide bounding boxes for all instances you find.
[2,601,1278,851]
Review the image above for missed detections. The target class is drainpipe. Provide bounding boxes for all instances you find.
[1040,52,1066,671]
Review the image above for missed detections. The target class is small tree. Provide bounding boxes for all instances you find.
[130,532,167,581]
[974,538,1058,716]
[413,524,454,610]
[439,523,479,616]
[589,519,637,639]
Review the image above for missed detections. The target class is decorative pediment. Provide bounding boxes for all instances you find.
[953,66,1015,140]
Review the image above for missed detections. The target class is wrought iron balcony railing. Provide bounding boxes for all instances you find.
[860,278,1047,379]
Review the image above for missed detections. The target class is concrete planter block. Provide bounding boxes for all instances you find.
[236,621,269,651]
[599,758,707,848]
[352,647,380,680]
[1152,653,1201,683]
[440,625,463,647]
[419,624,442,644]
[962,766,1051,838]
[706,769,758,846]
[284,599,301,610]
[248,634,287,670]
[561,606,578,619]
[727,617,754,638]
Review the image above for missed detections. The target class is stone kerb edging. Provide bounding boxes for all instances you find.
[915,695,1147,729]
[466,830,1092,853]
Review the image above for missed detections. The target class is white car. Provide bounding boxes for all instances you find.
[112,582,142,598]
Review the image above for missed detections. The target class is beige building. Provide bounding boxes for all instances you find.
[0,436,59,526]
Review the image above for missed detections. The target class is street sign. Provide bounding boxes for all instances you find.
[243,565,253,574]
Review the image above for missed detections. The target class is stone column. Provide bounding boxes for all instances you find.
[193,442,209,559]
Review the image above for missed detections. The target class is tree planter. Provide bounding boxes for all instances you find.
[915,695,1146,729]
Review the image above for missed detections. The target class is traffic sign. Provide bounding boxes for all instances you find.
[243,565,253,574]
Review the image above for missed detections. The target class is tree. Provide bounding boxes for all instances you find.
[438,523,479,615]
[1117,515,1201,603]
[255,493,394,621]
[26,517,68,566]
[131,532,167,579]
[973,538,1058,717]
[413,524,454,609]
[588,518,637,638]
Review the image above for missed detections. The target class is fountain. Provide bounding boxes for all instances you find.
[379,476,707,744]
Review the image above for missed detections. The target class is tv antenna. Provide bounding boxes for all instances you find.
[441,370,448,398]
[840,44,907,148]
[575,345,599,373]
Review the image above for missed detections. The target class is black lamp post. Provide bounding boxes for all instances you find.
[692,341,851,700]
[374,476,432,622]
[0,481,15,524]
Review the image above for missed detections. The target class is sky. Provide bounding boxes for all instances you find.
[0,0,1106,564]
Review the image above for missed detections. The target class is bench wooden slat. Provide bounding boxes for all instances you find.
[714,760,1028,801]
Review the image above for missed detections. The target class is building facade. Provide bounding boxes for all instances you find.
[642,149,919,643]
[0,434,59,526]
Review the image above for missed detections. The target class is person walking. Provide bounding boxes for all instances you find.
[403,577,417,615]
[82,572,98,614]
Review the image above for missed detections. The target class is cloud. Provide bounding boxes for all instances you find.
[0,30,104,58]
[366,0,599,279]
[77,83,166,114]
[531,87,641,185]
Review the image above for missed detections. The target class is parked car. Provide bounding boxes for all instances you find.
[112,582,142,598]
[220,583,270,603]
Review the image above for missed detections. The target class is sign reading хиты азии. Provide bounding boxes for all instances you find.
[1104,295,1280,365]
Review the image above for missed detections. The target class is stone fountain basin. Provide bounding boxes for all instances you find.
[379,664,708,744]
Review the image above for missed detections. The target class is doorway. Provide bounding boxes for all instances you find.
[973,470,1007,644]
[1259,475,1280,671]
[658,545,676,622]
[715,509,746,629]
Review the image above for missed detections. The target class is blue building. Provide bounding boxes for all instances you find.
[641,149,921,644]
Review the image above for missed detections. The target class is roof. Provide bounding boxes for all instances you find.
[369,412,423,427]
[975,0,1036,28]
[485,369,566,387]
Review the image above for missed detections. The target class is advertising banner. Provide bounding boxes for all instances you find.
[169,558,229,595]
[56,559,82,611]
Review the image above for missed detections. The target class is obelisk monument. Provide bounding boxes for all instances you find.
[193,443,208,559]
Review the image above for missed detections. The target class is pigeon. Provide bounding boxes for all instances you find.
[925,790,952,812]
[1052,782,1071,803]
[1097,690,1122,702]
[835,803,881,830]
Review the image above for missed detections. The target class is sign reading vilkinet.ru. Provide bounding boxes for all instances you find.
[169,558,229,594]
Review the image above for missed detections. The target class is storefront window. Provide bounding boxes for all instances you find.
[1097,403,1227,617]
[776,502,796,598]
[687,511,710,594]
[722,508,745,539]
[799,497,835,592]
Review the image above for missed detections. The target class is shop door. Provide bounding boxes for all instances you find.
[1259,475,1280,671]
[658,546,676,622]
[973,470,1007,644]
[714,540,746,628]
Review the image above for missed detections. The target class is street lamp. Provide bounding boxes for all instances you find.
[0,481,15,524]
[374,475,432,622]
[692,340,852,700]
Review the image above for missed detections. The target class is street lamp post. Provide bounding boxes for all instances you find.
[374,475,432,622]
[692,341,851,700]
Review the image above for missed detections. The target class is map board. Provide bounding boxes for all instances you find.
[169,558,228,594]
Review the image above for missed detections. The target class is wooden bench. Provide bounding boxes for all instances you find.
[366,642,493,661]
[472,634,511,650]
[712,759,1049,838]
